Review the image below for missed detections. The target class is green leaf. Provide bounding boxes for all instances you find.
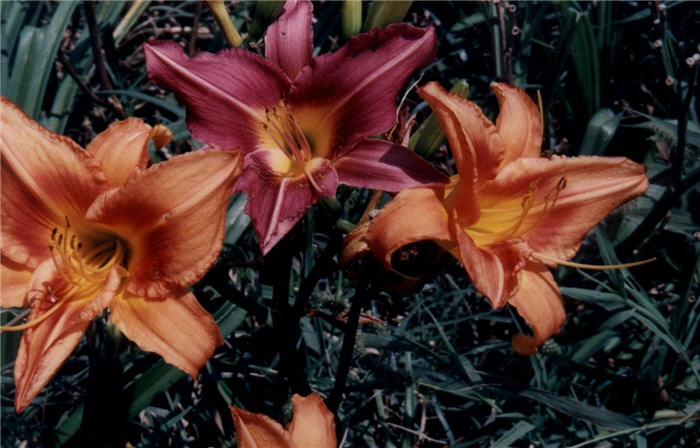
[491,421,535,448]
[569,12,599,118]
[6,2,77,118]
[579,108,621,155]
[519,389,638,430]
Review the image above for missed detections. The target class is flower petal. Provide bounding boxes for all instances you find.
[265,0,313,80]
[230,406,296,448]
[236,149,339,254]
[14,260,121,413]
[85,150,241,298]
[339,222,371,269]
[417,82,503,226]
[288,393,336,448]
[449,210,524,308]
[482,155,649,261]
[492,83,543,165]
[509,261,565,355]
[0,97,107,268]
[366,187,451,271]
[289,24,436,154]
[1,255,33,308]
[333,139,448,191]
[110,289,223,378]
[144,41,291,152]
[85,118,163,187]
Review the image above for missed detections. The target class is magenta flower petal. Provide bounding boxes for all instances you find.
[144,41,291,152]
[288,24,437,154]
[333,139,448,191]
[265,0,313,81]
[236,150,339,254]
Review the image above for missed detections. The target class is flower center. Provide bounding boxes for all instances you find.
[466,176,567,246]
[0,219,126,332]
[261,103,323,193]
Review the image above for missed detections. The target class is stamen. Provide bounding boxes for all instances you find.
[532,252,656,270]
[0,293,74,332]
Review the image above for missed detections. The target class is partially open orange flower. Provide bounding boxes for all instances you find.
[365,82,649,354]
[231,393,336,448]
[0,97,240,412]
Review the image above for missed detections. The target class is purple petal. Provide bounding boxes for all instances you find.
[236,149,339,254]
[265,0,313,80]
[289,24,436,155]
[144,41,291,153]
[333,139,448,191]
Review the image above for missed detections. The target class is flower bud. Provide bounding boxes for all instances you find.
[363,1,412,31]
[205,0,243,48]
[342,0,363,39]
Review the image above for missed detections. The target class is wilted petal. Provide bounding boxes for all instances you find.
[366,188,451,271]
[482,156,649,261]
[449,210,524,308]
[86,150,241,298]
[339,222,371,269]
[237,149,339,254]
[288,394,336,448]
[110,289,223,378]
[14,260,122,413]
[144,41,291,152]
[231,406,296,448]
[265,0,313,80]
[0,97,107,268]
[492,83,543,165]
[290,24,436,154]
[85,118,154,187]
[333,139,448,191]
[509,261,565,355]
[1,256,33,308]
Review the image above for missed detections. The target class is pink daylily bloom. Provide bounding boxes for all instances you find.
[144,0,447,254]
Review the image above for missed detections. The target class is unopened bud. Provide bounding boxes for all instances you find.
[206,0,243,47]
[150,124,173,149]
[342,0,363,39]
[410,80,470,157]
[364,1,413,31]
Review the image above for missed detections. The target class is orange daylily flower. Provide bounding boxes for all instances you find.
[0,97,240,412]
[365,82,649,354]
[231,393,336,448]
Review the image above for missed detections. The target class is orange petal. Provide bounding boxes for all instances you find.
[365,187,452,271]
[483,155,649,261]
[418,82,504,226]
[109,289,223,378]
[86,118,170,187]
[1,255,33,307]
[339,222,371,269]
[230,406,296,448]
[492,83,543,165]
[288,393,337,448]
[85,150,241,298]
[449,210,524,308]
[508,261,565,355]
[13,260,121,413]
[0,97,108,268]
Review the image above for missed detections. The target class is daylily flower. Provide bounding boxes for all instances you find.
[0,97,240,412]
[365,82,649,354]
[144,0,447,254]
[231,393,336,448]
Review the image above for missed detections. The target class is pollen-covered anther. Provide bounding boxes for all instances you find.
[262,104,323,194]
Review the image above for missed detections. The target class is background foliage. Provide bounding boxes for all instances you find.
[1,1,699,446]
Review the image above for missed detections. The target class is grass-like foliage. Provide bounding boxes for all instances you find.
[1,1,698,446]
